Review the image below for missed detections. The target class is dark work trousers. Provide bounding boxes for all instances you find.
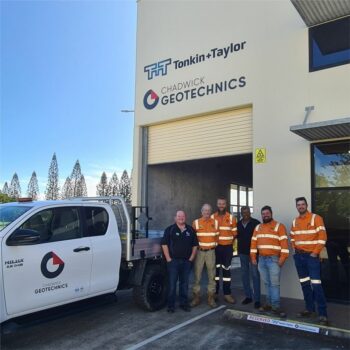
[294,253,327,317]
[167,258,192,308]
[215,245,233,295]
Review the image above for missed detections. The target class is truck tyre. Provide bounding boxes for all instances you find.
[133,264,167,311]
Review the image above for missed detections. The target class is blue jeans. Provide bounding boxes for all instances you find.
[258,256,281,309]
[294,253,327,317]
[239,254,261,302]
[167,258,192,308]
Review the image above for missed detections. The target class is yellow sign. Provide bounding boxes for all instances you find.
[255,148,266,163]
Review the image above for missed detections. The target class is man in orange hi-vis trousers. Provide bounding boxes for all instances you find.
[250,205,289,318]
[191,204,219,308]
[211,197,236,304]
[291,197,328,326]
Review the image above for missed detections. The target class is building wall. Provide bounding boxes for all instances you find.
[133,0,350,298]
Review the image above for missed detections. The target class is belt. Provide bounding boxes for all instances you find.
[198,247,216,251]
[295,249,311,255]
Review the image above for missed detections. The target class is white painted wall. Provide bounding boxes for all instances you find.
[133,0,350,298]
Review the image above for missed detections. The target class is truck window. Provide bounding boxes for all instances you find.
[84,207,109,236]
[19,207,82,243]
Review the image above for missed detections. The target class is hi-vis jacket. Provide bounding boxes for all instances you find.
[250,220,289,264]
[192,217,219,250]
[211,212,237,246]
[290,211,327,255]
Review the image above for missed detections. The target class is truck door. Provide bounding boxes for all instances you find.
[2,206,92,316]
[83,205,121,294]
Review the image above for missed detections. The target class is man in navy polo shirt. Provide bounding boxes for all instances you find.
[161,210,199,313]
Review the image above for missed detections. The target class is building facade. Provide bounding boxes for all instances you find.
[132,0,350,301]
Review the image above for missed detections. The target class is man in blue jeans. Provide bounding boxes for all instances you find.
[161,210,198,313]
[237,206,261,308]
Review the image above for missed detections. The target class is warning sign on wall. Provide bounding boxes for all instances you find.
[255,148,266,163]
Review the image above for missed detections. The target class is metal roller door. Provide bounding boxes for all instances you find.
[148,107,252,164]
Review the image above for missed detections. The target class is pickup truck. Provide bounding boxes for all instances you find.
[0,196,166,325]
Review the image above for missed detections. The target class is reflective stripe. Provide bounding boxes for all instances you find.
[281,249,289,253]
[295,240,325,245]
[250,249,258,253]
[232,227,237,231]
[229,214,233,224]
[293,229,317,235]
[255,224,260,231]
[274,223,280,232]
[290,231,295,236]
[299,277,310,283]
[222,265,230,270]
[292,219,296,227]
[279,235,288,240]
[311,279,322,284]
[316,226,326,232]
[216,264,221,268]
[219,236,233,240]
[222,277,231,282]
[257,245,281,250]
[210,214,214,219]
[199,242,217,247]
[311,214,316,226]
[219,226,232,230]
[195,219,199,230]
[215,277,220,281]
[256,234,279,239]
[251,236,257,241]
[215,220,218,230]
[290,239,295,242]
[196,232,217,237]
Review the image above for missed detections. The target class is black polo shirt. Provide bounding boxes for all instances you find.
[161,223,198,259]
[237,218,260,255]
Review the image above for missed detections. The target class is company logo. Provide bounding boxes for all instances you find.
[143,89,159,110]
[144,58,172,80]
[41,252,65,279]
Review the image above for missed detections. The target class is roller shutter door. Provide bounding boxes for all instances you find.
[148,107,252,164]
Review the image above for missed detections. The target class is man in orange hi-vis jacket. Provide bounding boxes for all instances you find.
[250,205,289,318]
[291,197,328,326]
[211,197,236,304]
[191,204,219,308]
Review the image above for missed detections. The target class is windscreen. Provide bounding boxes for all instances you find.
[0,205,32,231]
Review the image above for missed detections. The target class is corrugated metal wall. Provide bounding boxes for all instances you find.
[148,107,252,164]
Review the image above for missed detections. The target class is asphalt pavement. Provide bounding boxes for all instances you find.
[1,288,348,350]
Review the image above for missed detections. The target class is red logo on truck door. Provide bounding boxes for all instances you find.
[41,252,65,279]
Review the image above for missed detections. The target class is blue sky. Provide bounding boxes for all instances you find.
[0,0,136,196]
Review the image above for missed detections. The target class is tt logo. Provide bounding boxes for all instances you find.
[144,58,172,80]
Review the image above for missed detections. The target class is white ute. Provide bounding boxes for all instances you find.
[0,197,166,325]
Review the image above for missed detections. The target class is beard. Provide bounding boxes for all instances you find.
[263,217,273,223]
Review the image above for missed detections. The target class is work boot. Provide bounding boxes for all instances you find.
[208,293,217,308]
[190,293,201,307]
[258,304,272,313]
[319,316,329,326]
[224,295,236,304]
[296,310,317,318]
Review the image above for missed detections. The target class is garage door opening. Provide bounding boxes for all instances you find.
[147,153,252,232]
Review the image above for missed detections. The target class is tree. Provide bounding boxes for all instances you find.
[27,171,40,200]
[96,172,110,196]
[9,173,21,198]
[61,177,72,199]
[109,172,119,196]
[2,182,9,195]
[45,153,60,200]
[77,174,88,197]
[70,160,82,197]
[119,170,131,203]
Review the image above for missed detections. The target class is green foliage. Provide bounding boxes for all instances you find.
[0,193,16,203]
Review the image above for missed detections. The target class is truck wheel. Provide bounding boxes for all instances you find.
[133,264,167,311]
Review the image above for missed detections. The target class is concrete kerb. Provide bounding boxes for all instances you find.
[223,308,350,341]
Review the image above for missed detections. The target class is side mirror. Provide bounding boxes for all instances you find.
[7,229,41,246]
